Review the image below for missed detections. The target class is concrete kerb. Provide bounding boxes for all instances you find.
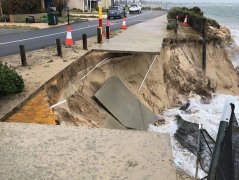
[0,50,92,122]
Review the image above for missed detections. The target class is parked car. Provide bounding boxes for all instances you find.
[108,6,125,19]
[129,4,142,14]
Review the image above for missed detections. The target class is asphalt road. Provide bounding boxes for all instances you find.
[0,11,166,57]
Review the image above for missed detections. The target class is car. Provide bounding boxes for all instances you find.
[129,4,142,14]
[108,6,125,19]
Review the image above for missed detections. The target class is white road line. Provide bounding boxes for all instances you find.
[0,11,153,46]
[81,57,110,80]
[138,55,157,91]
[0,24,98,46]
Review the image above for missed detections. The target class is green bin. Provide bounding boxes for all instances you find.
[47,12,58,25]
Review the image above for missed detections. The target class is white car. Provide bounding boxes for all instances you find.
[129,4,142,14]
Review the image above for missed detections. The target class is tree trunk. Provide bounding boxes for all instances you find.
[0,2,3,16]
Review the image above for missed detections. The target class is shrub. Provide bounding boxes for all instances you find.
[0,63,24,97]
[167,6,219,33]
[167,21,178,30]
[2,0,41,14]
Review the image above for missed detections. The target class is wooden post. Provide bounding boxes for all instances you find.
[106,26,110,39]
[202,18,206,72]
[82,34,87,50]
[56,38,62,57]
[19,45,27,66]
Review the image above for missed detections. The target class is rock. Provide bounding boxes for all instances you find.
[179,101,190,111]
[154,118,166,126]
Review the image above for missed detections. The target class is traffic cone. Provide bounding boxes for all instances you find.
[106,19,110,27]
[65,25,74,45]
[183,15,188,26]
[121,17,127,29]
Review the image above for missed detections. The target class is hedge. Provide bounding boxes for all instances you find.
[0,63,24,97]
[167,7,220,33]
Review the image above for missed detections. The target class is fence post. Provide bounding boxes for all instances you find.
[56,38,62,57]
[195,124,202,179]
[82,34,87,50]
[19,45,27,66]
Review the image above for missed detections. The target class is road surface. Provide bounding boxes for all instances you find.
[0,11,166,57]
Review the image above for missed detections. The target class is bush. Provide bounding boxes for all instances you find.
[0,63,24,97]
[2,0,41,14]
[167,21,178,30]
[0,15,10,22]
[167,6,219,33]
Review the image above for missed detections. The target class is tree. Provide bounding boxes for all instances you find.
[0,0,3,16]
[2,0,41,14]
[52,0,69,16]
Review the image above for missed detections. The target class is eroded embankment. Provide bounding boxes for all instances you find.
[6,38,239,127]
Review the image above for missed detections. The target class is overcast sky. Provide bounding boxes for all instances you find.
[163,0,238,3]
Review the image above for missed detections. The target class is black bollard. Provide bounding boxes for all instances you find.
[82,34,87,50]
[97,28,102,44]
[19,45,27,66]
[56,38,62,57]
[106,26,110,39]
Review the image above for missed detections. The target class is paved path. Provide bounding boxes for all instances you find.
[0,122,177,180]
[93,14,167,54]
[0,11,166,57]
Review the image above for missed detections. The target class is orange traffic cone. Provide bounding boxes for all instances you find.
[121,17,127,29]
[106,19,110,27]
[65,25,74,45]
[183,15,188,26]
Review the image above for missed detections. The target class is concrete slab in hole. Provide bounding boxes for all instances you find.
[0,122,177,180]
[94,76,158,131]
[93,14,167,54]
[103,114,127,130]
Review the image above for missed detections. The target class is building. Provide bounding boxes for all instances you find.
[68,0,111,11]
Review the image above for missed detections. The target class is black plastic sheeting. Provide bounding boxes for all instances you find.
[215,104,239,180]
[174,115,215,173]
[174,104,239,180]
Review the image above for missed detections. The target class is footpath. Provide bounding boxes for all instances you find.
[93,14,167,54]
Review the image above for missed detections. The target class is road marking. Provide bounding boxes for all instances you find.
[0,11,153,46]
